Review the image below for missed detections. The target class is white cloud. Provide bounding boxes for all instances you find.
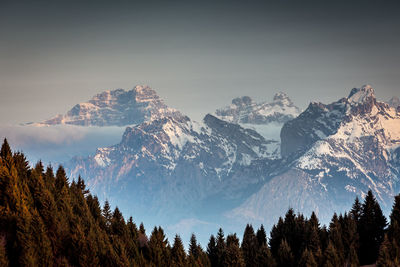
[0,124,125,164]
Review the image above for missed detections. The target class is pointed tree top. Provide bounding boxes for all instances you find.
[1,138,12,160]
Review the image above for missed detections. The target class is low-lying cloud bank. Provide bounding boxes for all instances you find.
[0,124,126,165]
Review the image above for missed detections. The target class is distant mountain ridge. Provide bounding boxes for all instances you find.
[215,92,301,125]
[38,85,180,126]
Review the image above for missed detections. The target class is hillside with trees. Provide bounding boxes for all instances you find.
[0,139,399,266]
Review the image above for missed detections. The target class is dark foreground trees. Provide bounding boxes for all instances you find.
[0,139,398,266]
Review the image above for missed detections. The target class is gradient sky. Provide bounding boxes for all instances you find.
[1,0,400,124]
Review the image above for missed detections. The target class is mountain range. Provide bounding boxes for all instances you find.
[65,87,285,228]
[230,85,400,226]
[26,84,400,242]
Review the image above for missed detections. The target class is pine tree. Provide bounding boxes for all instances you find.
[198,248,211,267]
[256,224,267,247]
[319,225,329,252]
[241,224,257,267]
[309,211,320,229]
[224,234,245,267]
[171,235,186,267]
[207,235,218,267]
[55,166,68,192]
[269,217,284,258]
[328,213,344,265]
[350,196,362,223]
[102,200,112,231]
[323,241,340,267]
[127,216,138,243]
[189,233,200,260]
[255,244,276,267]
[86,195,102,222]
[359,190,388,265]
[307,225,321,255]
[388,194,400,247]
[111,207,126,236]
[13,152,29,179]
[54,166,72,224]
[0,138,20,211]
[377,235,398,267]
[30,210,53,266]
[189,233,206,267]
[299,248,317,267]
[216,228,226,267]
[277,239,294,267]
[0,138,12,160]
[0,138,13,167]
[148,226,170,267]
[342,212,359,265]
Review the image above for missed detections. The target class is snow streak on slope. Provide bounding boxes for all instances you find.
[230,85,400,228]
[66,112,280,227]
[215,92,301,155]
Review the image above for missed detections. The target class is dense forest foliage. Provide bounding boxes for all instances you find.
[1,138,400,266]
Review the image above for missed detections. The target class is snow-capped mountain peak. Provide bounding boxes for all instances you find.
[231,85,400,228]
[37,85,180,126]
[215,92,301,125]
[348,84,375,105]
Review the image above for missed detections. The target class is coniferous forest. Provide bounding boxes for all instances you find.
[1,138,400,267]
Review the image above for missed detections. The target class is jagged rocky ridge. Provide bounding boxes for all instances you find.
[215,92,301,125]
[66,110,280,223]
[63,84,400,236]
[39,85,179,126]
[214,92,301,155]
[230,85,400,226]
[64,87,300,225]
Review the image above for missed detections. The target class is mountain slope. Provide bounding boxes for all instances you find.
[214,92,301,155]
[39,85,179,126]
[66,112,279,224]
[230,85,400,226]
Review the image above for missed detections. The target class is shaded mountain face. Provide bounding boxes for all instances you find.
[39,85,179,126]
[231,85,400,226]
[214,93,301,156]
[66,112,280,223]
[215,92,301,125]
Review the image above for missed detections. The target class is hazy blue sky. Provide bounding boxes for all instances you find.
[1,0,400,124]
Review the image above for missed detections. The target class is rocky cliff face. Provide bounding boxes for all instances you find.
[215,92,301,156]
[66,112,279,221]
[231,85,400,226]
[40,85,179,126]
[280,85,381,157]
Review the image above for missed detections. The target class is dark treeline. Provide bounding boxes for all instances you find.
[1,138,400,266]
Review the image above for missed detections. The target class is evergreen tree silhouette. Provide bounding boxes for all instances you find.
[358,190,387,265]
